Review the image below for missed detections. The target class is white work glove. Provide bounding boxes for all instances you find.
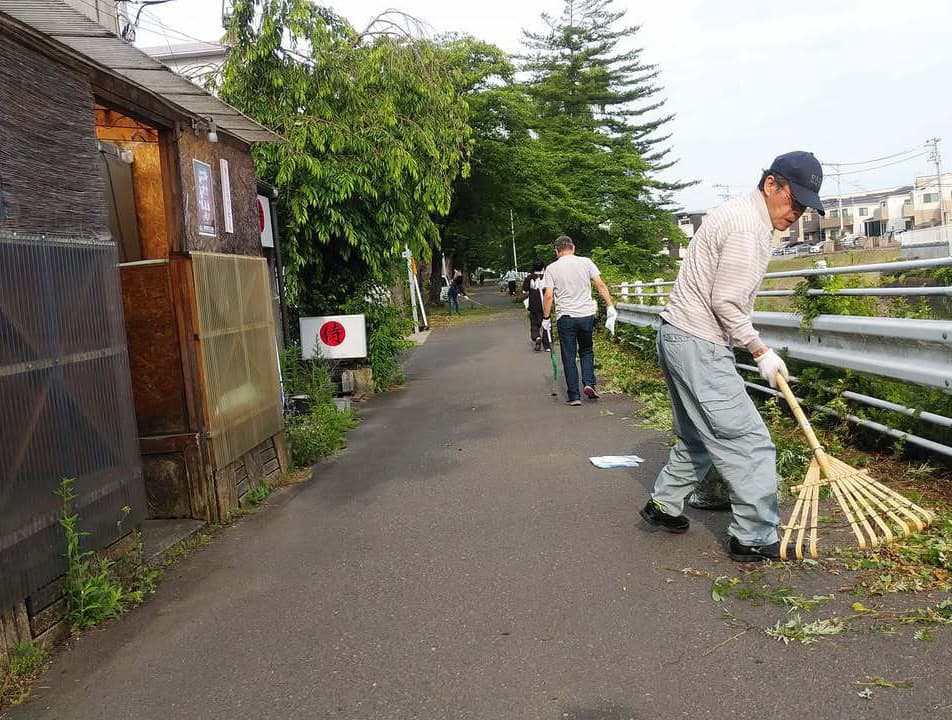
[755,348,789,389]
[605,305,618,335]
[541,317,551,334]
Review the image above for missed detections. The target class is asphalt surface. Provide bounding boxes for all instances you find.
[10,288,951,720]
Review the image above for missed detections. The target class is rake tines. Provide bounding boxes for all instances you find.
[775,376,934,560]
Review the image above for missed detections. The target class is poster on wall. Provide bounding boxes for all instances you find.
[192,159,217,237]
[220,158,234,234]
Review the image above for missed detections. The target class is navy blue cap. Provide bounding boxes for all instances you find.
[768,151,825,216]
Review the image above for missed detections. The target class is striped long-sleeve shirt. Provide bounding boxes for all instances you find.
[661,189,775,354]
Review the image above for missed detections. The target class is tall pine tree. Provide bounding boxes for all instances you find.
[521,0,692,274]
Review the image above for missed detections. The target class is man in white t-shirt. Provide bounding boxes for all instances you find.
[542,235,617,406]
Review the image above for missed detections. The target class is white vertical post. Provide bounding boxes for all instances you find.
[510,209,518,271]
[621,282,629,301]
[654,277,664,306]
[412,271,428,330]
[634,280,643,305]
[403,247,419,334]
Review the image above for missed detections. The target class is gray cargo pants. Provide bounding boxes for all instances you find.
[650,321,779,546]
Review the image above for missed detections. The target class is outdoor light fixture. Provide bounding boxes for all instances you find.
[191,117,218,143]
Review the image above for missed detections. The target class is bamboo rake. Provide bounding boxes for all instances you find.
[775,375,934,560]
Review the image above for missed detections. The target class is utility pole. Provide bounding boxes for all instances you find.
[510,208,518,271]
[835,163,844,242]
[926,137,949,255]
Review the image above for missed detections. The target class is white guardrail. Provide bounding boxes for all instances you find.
[612,257,952,458]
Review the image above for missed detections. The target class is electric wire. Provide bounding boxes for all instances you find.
[822,147,922,167]
[829,152,930,176]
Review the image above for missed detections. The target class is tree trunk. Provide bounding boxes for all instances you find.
[429,253,443,306]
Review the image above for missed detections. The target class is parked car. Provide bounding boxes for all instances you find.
[839,235,866,249]
[772,243,789,256]
[808,241,825,254]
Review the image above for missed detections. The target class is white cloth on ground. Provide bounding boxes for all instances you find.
[589,455,645,469]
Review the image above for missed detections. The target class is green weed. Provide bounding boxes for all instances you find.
[56,479,127,631]
[244,482,272,506]
[0,641,48,706]
[281,346,360,467]
[162,531,212,565]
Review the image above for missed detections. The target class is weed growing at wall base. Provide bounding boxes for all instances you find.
[56,479,127,631]
[281,345,360,467]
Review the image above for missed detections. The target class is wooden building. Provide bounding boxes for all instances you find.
[0,1,288,651]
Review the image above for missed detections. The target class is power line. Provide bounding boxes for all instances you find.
[831,152,930,176]
[137,7,214,45]
[822,147,921,167]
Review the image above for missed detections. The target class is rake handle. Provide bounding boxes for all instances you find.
[775,374,833,478]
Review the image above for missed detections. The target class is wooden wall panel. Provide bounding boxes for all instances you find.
[119,263,188,435]
[178,132,261,256]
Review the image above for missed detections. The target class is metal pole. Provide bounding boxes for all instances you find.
[927,137,949,256]
[836,164,844,242]
[510,208,518,271]
[268,190,291,346]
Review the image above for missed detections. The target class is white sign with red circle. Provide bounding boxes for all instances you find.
[300,314,367,360]
[257,194,274,247]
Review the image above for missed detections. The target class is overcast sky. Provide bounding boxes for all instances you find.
[134,0,952,211]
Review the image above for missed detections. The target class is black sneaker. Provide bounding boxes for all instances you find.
[728,537,785,562]
[534,338,542,351]
[639,500,689,534]
[583,385,600,399]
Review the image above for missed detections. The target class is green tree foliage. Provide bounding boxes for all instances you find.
[514,0,690,274]
[217,1,471,312]
[437,36,568,276]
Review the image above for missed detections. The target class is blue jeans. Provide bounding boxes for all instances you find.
[448,293,460,315]
[557,315,596,400]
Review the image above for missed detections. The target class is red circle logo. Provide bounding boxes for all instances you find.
[257,198,266,234]
[319,321,346,347]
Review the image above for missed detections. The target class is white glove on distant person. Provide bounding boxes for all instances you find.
[541,317,551,333]
[605,305,618,335]
[755,348,788,389]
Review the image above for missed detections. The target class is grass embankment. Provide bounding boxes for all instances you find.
[425,296,516,330]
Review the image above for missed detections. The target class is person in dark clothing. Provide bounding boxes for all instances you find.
[447,273,465,315]
[523,261,550,351]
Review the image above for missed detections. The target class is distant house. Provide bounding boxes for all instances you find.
[795,185,917,245]
[140,41,229,84]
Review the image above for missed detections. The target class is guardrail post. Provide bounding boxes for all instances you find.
[621,282,629,300]
[633,280,643,305]
[653,277,663,306]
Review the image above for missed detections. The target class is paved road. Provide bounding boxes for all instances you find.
[11,295,951,719]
